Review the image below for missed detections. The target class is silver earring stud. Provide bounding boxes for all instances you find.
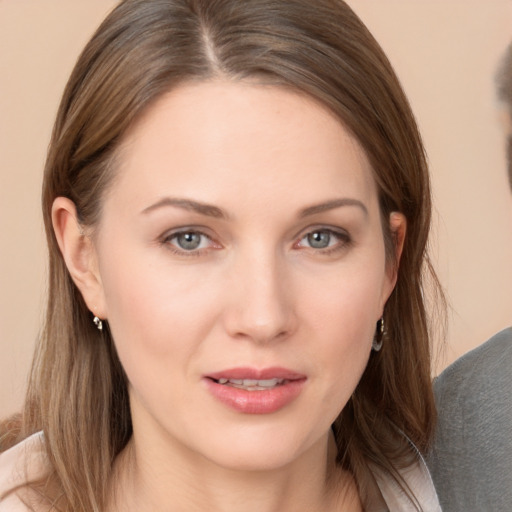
[93,316,103,331]
[372,317,385,352]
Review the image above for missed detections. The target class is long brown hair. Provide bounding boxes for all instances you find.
[3,0,443,510]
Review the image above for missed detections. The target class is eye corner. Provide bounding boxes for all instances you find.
[159,228,222,256]
[294,226,352,255]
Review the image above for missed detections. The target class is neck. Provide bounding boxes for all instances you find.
[108,428,361,512]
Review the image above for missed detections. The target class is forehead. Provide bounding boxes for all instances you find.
[110,79,378,215]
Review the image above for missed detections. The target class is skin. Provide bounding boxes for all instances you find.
[53,80,405,512]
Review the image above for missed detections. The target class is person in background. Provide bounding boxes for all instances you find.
[427,42,512,511]
[497,43,512,191]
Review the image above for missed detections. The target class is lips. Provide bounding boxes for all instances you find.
[216,377,285,390]
[204,367,306,414]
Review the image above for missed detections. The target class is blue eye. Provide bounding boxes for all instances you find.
[306,230,332,249]
[296,228,350,253]
[168,231,210,251]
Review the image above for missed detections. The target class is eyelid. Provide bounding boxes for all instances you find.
[293,226,352,252]
[160,227,222,255]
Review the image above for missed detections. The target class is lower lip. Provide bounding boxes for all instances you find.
[204,378,306,414]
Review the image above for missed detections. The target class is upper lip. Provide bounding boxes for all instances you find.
[206,367,306,381]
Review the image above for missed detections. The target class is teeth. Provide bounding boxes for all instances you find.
[255,379,282,387]
[216,378,285,389]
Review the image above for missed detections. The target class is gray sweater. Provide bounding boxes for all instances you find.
[428,327,512,511]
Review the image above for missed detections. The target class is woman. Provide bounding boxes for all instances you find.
[0,0,443,510]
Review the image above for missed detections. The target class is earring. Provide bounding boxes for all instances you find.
[93,316,103,331]
[372,317,385,352]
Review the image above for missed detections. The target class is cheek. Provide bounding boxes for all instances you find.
[302,262,384,343]
[97,249,222,382]
[298,263,384,409]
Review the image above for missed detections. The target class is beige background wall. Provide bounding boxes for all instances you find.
[1,1,512,417]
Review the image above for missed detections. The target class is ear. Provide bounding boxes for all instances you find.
[51,197,107,319]
[380,212,407,310]
[388,211,406,279]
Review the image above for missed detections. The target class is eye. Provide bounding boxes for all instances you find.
[305,230,333,249]
[296,228,350,252]
[165,230,212,252]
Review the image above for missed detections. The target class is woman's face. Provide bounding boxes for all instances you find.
[88,81,401,471]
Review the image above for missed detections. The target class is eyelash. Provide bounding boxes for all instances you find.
[294,228,352,255]
[160,229,217,258]
[160,227,352,257]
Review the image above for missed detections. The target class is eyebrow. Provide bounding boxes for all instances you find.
[299,198,368,218]
[141,197,228,219]
[141,196,367,220]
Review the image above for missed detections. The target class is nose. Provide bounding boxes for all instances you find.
[222,249,297,345]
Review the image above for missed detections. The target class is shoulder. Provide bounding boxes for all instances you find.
[433,326,512,426]
[0,432,47,511]
[428,327,512,511]
[434,326,512,400]
[372,454,441,511]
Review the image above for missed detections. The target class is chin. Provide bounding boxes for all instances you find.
[205,447,302,473]
[192,424,325,473]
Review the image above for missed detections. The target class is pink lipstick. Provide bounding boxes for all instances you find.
[204,367,306,414]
